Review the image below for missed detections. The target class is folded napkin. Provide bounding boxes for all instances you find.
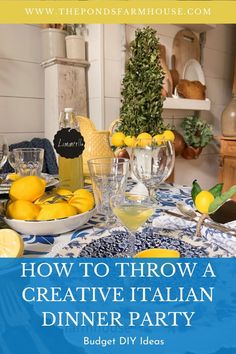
[153,212,236,255]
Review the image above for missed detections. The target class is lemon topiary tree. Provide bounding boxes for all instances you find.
[118,26,166,137]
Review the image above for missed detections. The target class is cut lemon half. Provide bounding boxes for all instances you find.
[134,248,180,258]
[0,229,24,257]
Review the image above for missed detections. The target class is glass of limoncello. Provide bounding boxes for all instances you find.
[110,193,155,257]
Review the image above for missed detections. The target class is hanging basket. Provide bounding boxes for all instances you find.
[181,146,203,160]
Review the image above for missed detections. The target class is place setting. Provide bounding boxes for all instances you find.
[1,127,236,259]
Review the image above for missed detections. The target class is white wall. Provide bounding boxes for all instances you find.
[0,24,44,145]
[88,24,236,188]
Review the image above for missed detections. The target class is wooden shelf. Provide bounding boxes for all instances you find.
[177,24,216,33]
[163,97,211,111]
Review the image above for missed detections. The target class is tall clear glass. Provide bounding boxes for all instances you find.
[0,136,8,170]
[88,157,130,229]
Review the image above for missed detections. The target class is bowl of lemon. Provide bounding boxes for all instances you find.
[2,176,96,235]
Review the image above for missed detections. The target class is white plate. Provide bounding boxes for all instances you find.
[182,59,205,85]
[3,207,96,236]
[0,173,59,194]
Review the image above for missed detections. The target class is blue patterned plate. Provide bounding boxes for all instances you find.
[55,230,209,258]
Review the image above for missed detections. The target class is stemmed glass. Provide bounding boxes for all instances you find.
[0,136,8,171]
[110,193,155,257]
[8,151,16,172]
[88,157,130,230]
[131,140,175,201]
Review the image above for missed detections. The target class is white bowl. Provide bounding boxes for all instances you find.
[3,208,96,236]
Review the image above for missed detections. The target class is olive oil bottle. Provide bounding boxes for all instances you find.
[54,108,84,191]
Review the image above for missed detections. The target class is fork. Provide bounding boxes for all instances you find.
[0,283,52,354]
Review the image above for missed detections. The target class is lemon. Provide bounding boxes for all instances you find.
[37,202,77,220]
[0,229,24,257]
[34,193,66,205]
[195,190,215,214]
[54,188,73,201]
[9,176,46,202]
[69,189,95,213]
[124,136,137,148]
[54,188,73,197]
[134,248,180,258]
[111,132,126,147]
[7,173,20,181]
[6,200,40,220]
[153,134,164,145]
[136,132,152,147]
[163,130,175,142]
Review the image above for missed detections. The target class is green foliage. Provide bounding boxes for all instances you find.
[209,185,236,214]
[181,116,213,148]
[118,27,166,136]
[208,183,223,198]
[191,180,202,203]
[191,180,224,205]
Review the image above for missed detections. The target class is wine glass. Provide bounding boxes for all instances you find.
[88,157,130,231]
[110,193,155,257]
[0,135,8,170]
[8,150,16,172]
[131,140,175,201]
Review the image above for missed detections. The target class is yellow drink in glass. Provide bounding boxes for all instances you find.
[113,205,154,232]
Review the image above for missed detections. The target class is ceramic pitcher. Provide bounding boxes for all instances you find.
[77,116,114,177]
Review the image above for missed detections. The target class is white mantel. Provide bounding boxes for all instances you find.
[42,57,89,144]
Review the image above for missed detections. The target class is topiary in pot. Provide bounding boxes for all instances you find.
[181,115,213,159]
[118,27,167,137]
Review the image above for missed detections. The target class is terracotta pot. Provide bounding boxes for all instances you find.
[173,130,186,156]
[114,148,130,159]
[181,146,203,160]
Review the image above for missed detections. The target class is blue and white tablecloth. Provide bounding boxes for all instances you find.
[10,183,235,258]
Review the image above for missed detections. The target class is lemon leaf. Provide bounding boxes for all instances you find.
[191,180,202,204]
[208,185,236,214]
[208,183,224,198]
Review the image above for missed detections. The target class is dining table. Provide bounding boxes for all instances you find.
[1,178,235,259]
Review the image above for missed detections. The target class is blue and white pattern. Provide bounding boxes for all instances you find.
[2,182,235,258]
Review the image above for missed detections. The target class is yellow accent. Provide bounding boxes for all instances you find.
[9,176,46,202]
[34,194,67,205]
[0,2,234,24]
[134,248,180,258]
[36,202,77,220]
[153,134,164,145]
[124,136,137,148]
[111,132,126,147]
[6,200,40,220]
[7,173,20,182]
[163,130,175,142]
[195,190,215,214]
[136,132,152,147]
[54,188,73,198]
[77,116,114,177]
[69,189,95,213]
[0,229,24,258]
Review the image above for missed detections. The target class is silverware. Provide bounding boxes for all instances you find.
[0,284,51,354]
[164,209,236,237]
